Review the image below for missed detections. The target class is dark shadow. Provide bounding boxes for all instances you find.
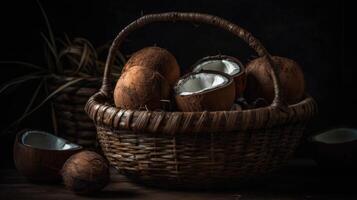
[118,161,357,197]
[89,189,142,199]
[124,175,270,193]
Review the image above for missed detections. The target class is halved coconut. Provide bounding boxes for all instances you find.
[174,71,235,111]
[192,55,246,98]
[311,128,357,171]
[312,128,357,144]
[14,130,82,182]
[21,131,81,150]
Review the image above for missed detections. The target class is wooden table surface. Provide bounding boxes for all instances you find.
[0,159,355,200]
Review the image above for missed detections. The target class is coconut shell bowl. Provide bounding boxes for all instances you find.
[311,128,357,173]
[191,55,246,99]
[85,12,317,189]
[14,130,83,182]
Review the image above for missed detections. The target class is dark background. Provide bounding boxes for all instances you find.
[0,0,345,168]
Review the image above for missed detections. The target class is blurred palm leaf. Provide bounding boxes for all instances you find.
[24,79,45,114]
[41,33,61,73]
[6,78,84,132]
[0,61,44,70]
[0,72,47,95]
[37,0,57,53]
[0,1,126,134]
[43,80,58,135]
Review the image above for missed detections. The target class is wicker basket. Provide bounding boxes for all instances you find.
[85,12,317,189]
[49,76,101,149]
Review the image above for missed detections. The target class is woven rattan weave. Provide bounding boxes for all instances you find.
[85,12,317,188]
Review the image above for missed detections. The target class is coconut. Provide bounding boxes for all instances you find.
[192,55,246,98]
[114,65,171,110]
[13,130,82,182]
[123,46,180,86]
[174,71,235,111]
[245,56,305,104]
[311,128,357,172]
[61,151,109,194]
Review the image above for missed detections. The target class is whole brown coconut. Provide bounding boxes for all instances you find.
[123,46,180,86]
[245,56,305,104]
[61,151,109,195]
[114,66,171,110]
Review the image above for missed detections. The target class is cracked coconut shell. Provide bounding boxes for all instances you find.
[192,55,246,98]
[114,66,171,110]
[122,46,180,86]
[14,130,82,182]
[61,151,109,194]
[245,56,305,104]
[175,71,235,112]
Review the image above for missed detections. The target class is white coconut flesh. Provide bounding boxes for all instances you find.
[313,128,357,144]
[193,60,241,76]
[21,131,81,150]
[176,72,229,96]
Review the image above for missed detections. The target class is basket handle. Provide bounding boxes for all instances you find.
[101,12,284,108]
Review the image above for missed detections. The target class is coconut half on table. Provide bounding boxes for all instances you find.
[311,128,357,171]
[174,71,235,112]
[192,55,246,98]
[13,130,82,182]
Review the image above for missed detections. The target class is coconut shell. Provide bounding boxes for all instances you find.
[192,55,246,98]
[123,46,180,86]
[114,66,171,110]
[13,130,82,182]
[175,71,235,112]
[61,151,109,194]
[311,128,357,172]
[245,56,305,104]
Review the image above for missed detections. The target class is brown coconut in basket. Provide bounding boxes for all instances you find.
[85,12,317,189]
[114,47,180,110]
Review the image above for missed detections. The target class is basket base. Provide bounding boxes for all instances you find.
[97,123,305,189]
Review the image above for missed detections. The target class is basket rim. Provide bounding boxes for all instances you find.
[85,92,317,134]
